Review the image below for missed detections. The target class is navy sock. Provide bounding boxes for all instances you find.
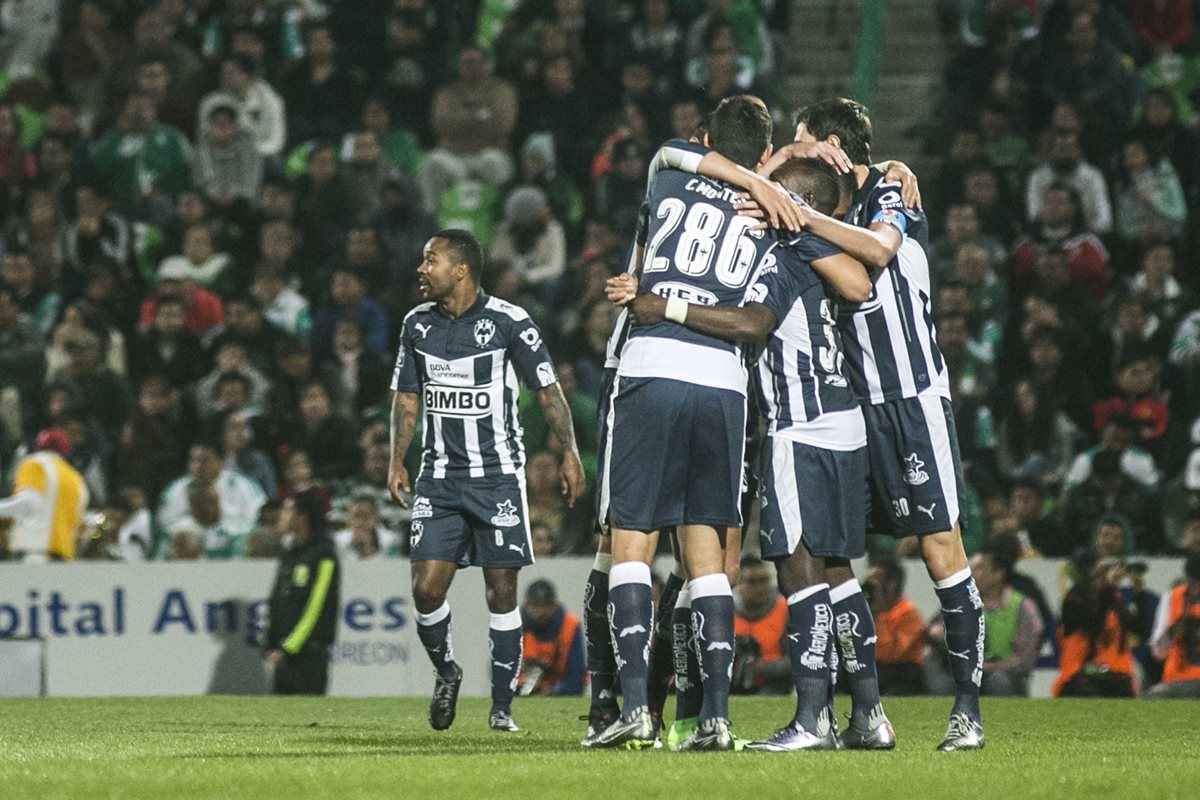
[690,574,734,723]
[935,568,984,721]
[489,609,522,713]
[831,580,883,729]
[672,587,703,720]
[786,584,833,731]
[416,603,457,678]
[647,567,685,716]
[609,562,653,716]
[583,557,617,710]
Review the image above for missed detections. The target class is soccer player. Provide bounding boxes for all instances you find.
[617,157,882,751]
[387,229,585,733]
[789,99,986,751]
[592,95,783,752]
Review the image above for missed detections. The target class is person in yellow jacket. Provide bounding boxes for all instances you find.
[0,429,89,561]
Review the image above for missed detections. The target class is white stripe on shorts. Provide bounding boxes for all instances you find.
[918,393,960,529]
[770,436,804,555]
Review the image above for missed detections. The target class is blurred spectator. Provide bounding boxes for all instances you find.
[210,294,291,379]
[516,55,593,181]
[295,143,354,262]
[195,340,269,420]
[138,258,226,340]
[373,176,437,302]
[503,133,585,242]
[158,440,267,555]
[517,578,585,696]
[0,285,44,432]
[1132,88,1200,194]
[56,326,131,442]
[198,54,286,159]
[165,482,245,559]
[592,138,647,244]
[1041,11,1140,142]
[310,268,389,360]
[1025,130,1112,236]
[1091,351,1170,452]
[192,103,264,207]
[732,555,790,695]
[1148,551,1200,698]
[930,202,1007,284]
[490,185,567,306]
[1129,242,1192,337]
[329,318,390,417]
[623,0,686,95]
[58,1,131,127]
[994,379,1080,490]
[61,183,133,297]
[3,248,60,339]
[127,294,206,387]
[244,499,285,559]
[330,436,409,544]
[419,45,517,213]
[1011,183,1109,303]
[866,555,927,695]
[114,375,188,503]
[1053,553,1136,697]
[524,448,591,554]
[282,22,361,147]
[1058,448,1160,556]
[284,380,358,481]
[1091,514,1135,560]
[1093,293,1171,377]
[91,93,191,221]
[332,494,400,560]
[1065,411,1160,491]
[1163,446,1200,550]
[1007,480,1060,557]
[1114,138,1186,245]
[215,408,276,500]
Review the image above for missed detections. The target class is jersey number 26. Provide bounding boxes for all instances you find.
[643,198,762,288]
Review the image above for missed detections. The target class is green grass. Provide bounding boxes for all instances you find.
[0,696,1196,800]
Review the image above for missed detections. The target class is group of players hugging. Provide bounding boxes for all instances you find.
[387,94,986,753]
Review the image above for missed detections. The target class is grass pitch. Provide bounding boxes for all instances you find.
[0,696,1195,800]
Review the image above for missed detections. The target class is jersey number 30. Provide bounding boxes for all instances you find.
[643,198,761,288]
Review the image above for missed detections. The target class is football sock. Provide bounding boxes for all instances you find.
[647,564,685,717]
[831,579,883,729]
[609,561,653,716]
[584,553,617,710]
[489,609,523,713]
[690,573,734,723]
[786,584,833,731]
[672,586,703,720]
[934,567,984,722]
[416,602,458,679]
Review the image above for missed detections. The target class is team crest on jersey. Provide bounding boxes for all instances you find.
[903,453,930,486]
[410,520,423,547]
[411,496,432,519]
[490,499,520,527]
[474,318,496,347]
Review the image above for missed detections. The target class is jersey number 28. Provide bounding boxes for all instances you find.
[643,198,761,288]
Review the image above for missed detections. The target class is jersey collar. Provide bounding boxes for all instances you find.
[436,289,489,320]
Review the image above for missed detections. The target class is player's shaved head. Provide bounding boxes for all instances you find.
[771,158,844,216]
[707,95,773,169]
[432,228,484,279]
[794,98,872,166]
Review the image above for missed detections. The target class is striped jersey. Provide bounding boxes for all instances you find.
[839,172,948,405]
[391,291,558,479]
[750,232,867,450]
[621,157,776,394]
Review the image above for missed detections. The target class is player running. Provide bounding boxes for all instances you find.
[387,230,585,733]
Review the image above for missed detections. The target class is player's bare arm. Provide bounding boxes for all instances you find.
[536,384,585,507]
[627,292,776,344]
[387,390,419,507]
[760,140,854,179]
[802,212,902,269]
[810,252,874,302]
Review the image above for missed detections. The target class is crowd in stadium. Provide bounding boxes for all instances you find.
[0,0,1196,577]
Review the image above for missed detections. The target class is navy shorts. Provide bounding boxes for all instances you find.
[863,394,966,537]
[759,436,868,560]
[607,376,746,532]
[410,473,533,568]
[594,367,618,529]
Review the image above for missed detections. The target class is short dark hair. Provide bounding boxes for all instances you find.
[873,552,906,593]
[707,95,773,170]
[433,228,484,279]
[794,98,872,165]
[771,158,841,216]
[292,487,329,539]
[981,533,1019,582]
[206,104,238,125]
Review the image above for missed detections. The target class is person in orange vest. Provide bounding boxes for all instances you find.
[1053,554,1137,697]
[1147,551,1200,698]
[517,579,585,696]
[732,556,790,695]
[866,554,927,695]
[0,429,89,561]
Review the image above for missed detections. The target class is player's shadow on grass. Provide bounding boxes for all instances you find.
[180,733,572,759]
[207,598,269,695]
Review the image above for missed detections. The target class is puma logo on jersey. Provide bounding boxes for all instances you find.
[507,542,526,555]
[415,322,431,339]
[618,624,647,638]
[918,502,937,519]
[492,661,515,671]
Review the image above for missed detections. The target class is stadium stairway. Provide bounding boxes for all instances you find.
[784,0,947,178]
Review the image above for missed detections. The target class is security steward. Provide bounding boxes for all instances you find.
[266,489,341,694]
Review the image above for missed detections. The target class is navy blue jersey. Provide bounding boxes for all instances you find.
[391,291,557,479]
[621,165,776,394]
[838,171,948,404]
[750,232,866,449]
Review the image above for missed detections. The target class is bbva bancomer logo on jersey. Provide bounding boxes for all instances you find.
[0,588,411,645]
